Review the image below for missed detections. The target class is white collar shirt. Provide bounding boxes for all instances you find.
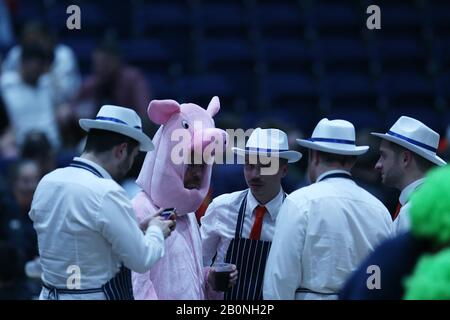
[263,170,393,300]
[200,188,285,267]
[29,157,165,297]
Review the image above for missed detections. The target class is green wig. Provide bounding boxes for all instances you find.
[404,248,450,299]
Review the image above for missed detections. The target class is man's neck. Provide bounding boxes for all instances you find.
[251,186,281,205]
[398,172,425,191]
[315,165,350,183]
[80,152,114,179]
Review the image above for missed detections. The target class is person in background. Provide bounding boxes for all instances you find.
[2,20,81,105]
[1,44,61,155]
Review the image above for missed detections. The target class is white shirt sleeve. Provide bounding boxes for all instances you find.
[200,200,221,267]
[97,189,165,274]
[263,197,308,300]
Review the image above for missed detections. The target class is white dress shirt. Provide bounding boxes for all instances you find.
[263,170,392,300]
[0,71,61,149]
[2,44,81,104]
[392,178,424,235]
[30,157,164,300]
[200,188,285,267]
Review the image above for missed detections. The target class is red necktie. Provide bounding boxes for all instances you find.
[249,205,266,240]
[392,202,402,221]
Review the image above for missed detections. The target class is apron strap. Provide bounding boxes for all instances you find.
[234,190,249,239]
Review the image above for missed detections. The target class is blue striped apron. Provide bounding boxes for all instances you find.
[42,160,134,300]
[295,171,352,298]
[224,190,285,300]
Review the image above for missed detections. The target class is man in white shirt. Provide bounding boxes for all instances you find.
[201,128,302,300]
[1,44,61,151]
[371,116,446,234]
[263,118,392,300]
[29,105,174,300]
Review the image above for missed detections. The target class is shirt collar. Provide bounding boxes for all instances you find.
[247,188,285,221]
[73,157,113,180]
[399,178,425,205]
[317,169,352,183]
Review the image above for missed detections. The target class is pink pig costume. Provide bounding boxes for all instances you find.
[132,96,227,299]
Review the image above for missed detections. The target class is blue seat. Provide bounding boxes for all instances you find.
[253,4,303,36]
[327,107,382,131]
[376,72,434,99]
[133,3,191,35]
[320,72,374,98]
[122,39,171,70]
[194,4,247,33]
[175,74,235,103]
[305,3,361,30]
[260,38,311,72]
[198,38,254,73]
[313,36,367,61]
[260,73,317,100]
[146,73,173,100]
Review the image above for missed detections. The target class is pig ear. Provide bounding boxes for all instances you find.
[147,100,181,125]
[206,96,220,118]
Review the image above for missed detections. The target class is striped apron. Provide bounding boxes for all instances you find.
[224,191,285,300]
[41,160,134,300]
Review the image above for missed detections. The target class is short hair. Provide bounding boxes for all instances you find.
[84,129,139,154]
[315,150,357,166]
[21,130,53,159]
[387,142,435,173]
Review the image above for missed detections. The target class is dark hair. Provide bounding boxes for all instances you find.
[315,150,357,166]
[21,130,53,159]
[84,129,139,154]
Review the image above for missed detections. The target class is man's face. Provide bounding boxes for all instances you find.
[184,163,206,190]
[13,162,40,210]
[244,156,287,199]
[117,145,139,181]
[375,140,403,187]
[93,50,120,81]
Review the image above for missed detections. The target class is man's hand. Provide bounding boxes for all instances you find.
[207,264,238,291]
[146,209,176,239]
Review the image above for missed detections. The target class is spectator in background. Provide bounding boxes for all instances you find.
[21,130,57,176]
[3,159,41,262]
[0,44,61,156]
[73,34,151,120]
[2,20,81,105]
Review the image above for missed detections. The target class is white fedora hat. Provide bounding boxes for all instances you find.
[371,116,446,166]
[297,118,369,156]
[232,128,302,163]
[79,105,154,152]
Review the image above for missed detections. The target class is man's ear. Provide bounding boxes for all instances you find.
[402,150,414,168]
[114,143,128,160]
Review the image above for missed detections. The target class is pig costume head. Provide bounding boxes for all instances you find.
[136,96,227,215]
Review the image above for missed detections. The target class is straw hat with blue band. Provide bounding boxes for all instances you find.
[371,116,446,166]
[79,105,154,152]
[232,128,302,163]
[296,118,369,156]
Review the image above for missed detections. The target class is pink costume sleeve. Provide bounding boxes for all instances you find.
[131,191,159,300]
